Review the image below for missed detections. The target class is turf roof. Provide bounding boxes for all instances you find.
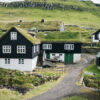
[5,21,63,31]
[0,27,40,44]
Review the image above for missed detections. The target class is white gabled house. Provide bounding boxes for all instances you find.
[0,27,40,71]
[92,29,100,42]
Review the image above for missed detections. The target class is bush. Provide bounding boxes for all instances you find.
[83,75,100,89]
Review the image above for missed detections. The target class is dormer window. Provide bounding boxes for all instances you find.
[64,44,74,50]
[43,44,52,50]
[10,32,17,40]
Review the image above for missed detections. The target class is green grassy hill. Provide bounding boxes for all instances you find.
[0,0,99,42]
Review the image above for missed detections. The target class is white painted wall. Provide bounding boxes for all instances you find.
[0,57,38,71]
[92,35,99,42]
[43,51,46,61]
[73,54,81,63]
[50,53,64,62]
[32,56,38,70]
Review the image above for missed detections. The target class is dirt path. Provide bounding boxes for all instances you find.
[29,54,95,100]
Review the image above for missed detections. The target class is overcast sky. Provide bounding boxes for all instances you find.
[0,0,100,4]
[92,0,100,3]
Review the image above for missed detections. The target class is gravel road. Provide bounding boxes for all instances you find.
[29,54,95,100]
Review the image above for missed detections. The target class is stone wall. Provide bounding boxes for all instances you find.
[0,1,95,11]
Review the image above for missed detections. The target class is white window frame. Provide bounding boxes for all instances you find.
[2,45,11,54]
[17,45,26,54]
[37,45,39,52]
[64,44,74,50]
[10,32,17,40]
[5,58,10,64]
[34,46,36,53]
[43,44,52,50]
[19,59,24,64]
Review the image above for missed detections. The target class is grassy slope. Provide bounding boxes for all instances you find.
[0,0,99,42]
[84,64,100,77]
[0,7,99,28]
[61,96,88,100]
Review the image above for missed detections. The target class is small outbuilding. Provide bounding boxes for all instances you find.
[41,42,82,64]
[92,29,100,42]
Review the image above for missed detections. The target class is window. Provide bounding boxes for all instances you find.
[52,54,55,56]
[2,45,11,53]
[19,59,24,64]
[43,44,52,50]
[5,58,10,64]
[34,46,36,53]
[17,45,26,54]
[10,32,17,40]
[37,45,39,52]
[59,54,62,56]
[64,44,74,50]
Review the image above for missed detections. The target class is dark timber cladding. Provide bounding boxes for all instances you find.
[93,29,100,40]
[41,42,82,64]
[0,27,40,59]
[41,42,82,53]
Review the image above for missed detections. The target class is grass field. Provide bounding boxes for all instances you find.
[84,64,100,77]
[0,7,100,29]
[61,96,88,100]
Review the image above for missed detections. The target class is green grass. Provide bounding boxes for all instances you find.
[84,64,100,77]
[61,96,88,100]
[0,68,62,92]
[0,7,100,29]
[82,64,100,89]
[36,31,91,42]
[0,73,66,100]
[36,31,80,41]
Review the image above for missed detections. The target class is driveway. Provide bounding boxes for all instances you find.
[29,54,95,100]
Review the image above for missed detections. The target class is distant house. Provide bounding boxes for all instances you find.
[41,42,82,64]
[96,52,100,70]
[92,29,100,42]
[0,27,40,71]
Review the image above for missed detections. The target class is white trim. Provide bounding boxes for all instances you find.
[17,45,26,54]
[10,32,17,40]
[64,44,74,50]
[2,45,11,54]
[43,44,52,50]
[92,35,99,42]
[34,45,36,53]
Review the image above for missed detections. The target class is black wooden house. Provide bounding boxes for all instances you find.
[0,27,40,71]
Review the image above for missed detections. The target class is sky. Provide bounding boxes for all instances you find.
[0,0,24,2]
[0,0,100,4]
[92,0,100,3]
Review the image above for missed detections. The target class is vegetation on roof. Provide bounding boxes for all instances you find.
[36,31,91,42]
[3,21,62,31]
[15,27,40,44]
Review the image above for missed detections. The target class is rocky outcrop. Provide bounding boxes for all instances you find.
[82,47,100,54]
[0,1,96,11]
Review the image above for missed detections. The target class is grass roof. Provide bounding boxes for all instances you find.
[15,27,40,44]
[0,27,40,44]
[4,21,63,31]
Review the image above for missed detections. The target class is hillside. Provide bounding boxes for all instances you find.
[0,0,99,28]
[0,0,100,42]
